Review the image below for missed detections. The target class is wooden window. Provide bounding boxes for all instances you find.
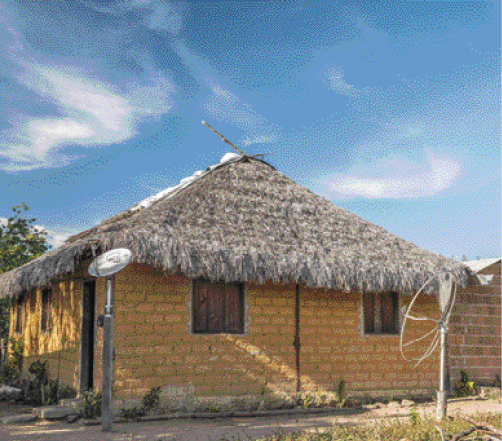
[380,292,399,334]
[363,292,399,335]
[41,289,52,333]
[193,279,244,334]
[363,293,375,334]
[14,295,23,334]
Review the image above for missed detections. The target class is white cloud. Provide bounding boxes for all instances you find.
[323,65,359,97]
[0,217,73,250]
[321,148,462,199]
[0,63,174,171]
[40,227,73,249]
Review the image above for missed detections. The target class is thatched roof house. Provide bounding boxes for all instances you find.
[0,153,471,299]
[0,153,480,405]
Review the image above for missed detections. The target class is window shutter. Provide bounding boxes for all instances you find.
[193,279,209,332]
[224,283,243,333]
[381,292,398,333]
[15,296,23,333]
[207,282,225,332]
[41,289,52,332]
[193,279,244,334]
[363,293,375,334]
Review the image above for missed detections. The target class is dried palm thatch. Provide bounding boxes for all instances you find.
[0,156,473,298]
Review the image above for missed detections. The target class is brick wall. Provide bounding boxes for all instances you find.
[9,279,85,390]
[111,263,443,404]
[448,273,501,387]
[10,261,447,404]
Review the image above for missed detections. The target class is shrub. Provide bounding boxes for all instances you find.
[141,386,160,413]
[409,406,421,426]
[335,379,348,408]
[79,390,102,418]
[120,387,161,421]
[58,384,77,400]
[120,406,146,421]
[9,338,23,373]
[453,370,476,397]
[0,360,20,385]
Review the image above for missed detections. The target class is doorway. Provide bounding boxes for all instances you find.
[79,281,96,394]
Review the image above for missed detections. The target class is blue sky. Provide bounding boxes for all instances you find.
[0,0,500,260]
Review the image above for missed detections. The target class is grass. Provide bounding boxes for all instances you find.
[249,410,501,441]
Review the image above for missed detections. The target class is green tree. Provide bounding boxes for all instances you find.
[0,204,51,354]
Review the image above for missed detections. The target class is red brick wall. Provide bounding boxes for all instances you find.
[448,274,501,387]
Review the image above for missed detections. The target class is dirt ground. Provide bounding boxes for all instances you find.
[0,397,500,441]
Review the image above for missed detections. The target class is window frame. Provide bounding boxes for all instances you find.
[40,288,52,334]
[192,278,245,334]
[362,291,400,335]
[14,294,24,335]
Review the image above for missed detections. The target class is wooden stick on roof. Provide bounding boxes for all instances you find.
[202,121,247,157]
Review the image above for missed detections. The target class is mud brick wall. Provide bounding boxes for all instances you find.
[111,263,443,404]
[10,261,447,404]
[9,279,85,390]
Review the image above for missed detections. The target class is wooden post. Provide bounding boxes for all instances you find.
[294,284,301,392]
[201,121,248,156]
[101,275,115,432]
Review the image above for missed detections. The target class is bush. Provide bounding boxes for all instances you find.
[141,386,160,412]
[21,359,58,405]
[79,390,102,418]
[120,406,146,421]
[120,387,161,421]
[0,360,20,386]
[335,379,348,408]
[453,370,476,397]
[58,384,77,400]
[9,338,23,373]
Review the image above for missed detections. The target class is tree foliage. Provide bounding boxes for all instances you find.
[0,204,51,345]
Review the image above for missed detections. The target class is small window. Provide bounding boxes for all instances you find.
[14,295,24,334]
[41,289,52,333]
[363,292,399,335]
[193,279,244,334]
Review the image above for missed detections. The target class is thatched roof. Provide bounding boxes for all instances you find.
[0,154,473,298]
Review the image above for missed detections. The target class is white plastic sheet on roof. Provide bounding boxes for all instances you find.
[129,152,242,212]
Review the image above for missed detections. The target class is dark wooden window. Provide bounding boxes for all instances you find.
[363,293,375,334]
[363,292,399,335]
[380,292,399,334]
[41,289,52,333]
[14,295,23,334]
[193,279,244,334]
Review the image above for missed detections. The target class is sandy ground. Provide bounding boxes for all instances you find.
[0,397,500,441]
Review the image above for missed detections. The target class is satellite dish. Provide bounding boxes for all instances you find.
[89,248,133,278]
[400,270,458,422]
[400,271,457,366]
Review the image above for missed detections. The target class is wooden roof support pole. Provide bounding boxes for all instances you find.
[201,121,248,157]
[294,284,301,392]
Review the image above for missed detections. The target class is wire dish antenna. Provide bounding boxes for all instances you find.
[400,271,458,422]
[400,271,457,367]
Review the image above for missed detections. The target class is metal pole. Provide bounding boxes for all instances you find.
[436,322,447,421]
[101,275,115,432]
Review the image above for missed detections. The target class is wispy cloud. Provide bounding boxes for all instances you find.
[172,39,281,147]
[322,65,359,97]
[85,0,186,35]
[0,63,174,171]
[0,4,176,172]
[319,148,462,199]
